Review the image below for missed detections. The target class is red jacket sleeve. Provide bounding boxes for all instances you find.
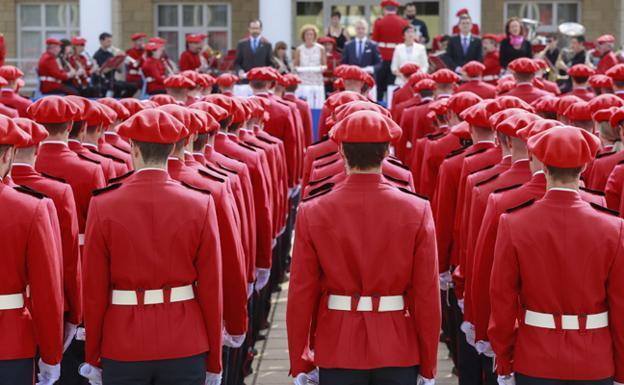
[608,220,624,382]
[59,185,83,325]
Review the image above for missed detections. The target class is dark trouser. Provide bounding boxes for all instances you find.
[61,338,89,385]
[0,358,33,385]
[43,84,79,96]
[376,60,395,102]
[457,324,483,385]
[112,81,139,98]
[101,353,206,385]
[478,355,497,385]
[441,288,459,367]
[516,374,614,385]
[320,366,419,385]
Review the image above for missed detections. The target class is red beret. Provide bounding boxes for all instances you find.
[144,42,161,52]
[431,69,461,84]
[517,119,563,141]
[81,102,107,127]
[164,74,196,89]
[149,37,167,45]
[189,101,229,122]
[189,109,219,134]
[589,74,614,89]
[429,98,449,116]
[0,116,29,146]
[486,96,534,114]
[450,121,471,140]
[533,58,549,71]
[609,107,624,128]
[462,61,486,77]
[527,125,601,167]
[117,109,187,144]
[339,65,367,82]
[149,94,179,106]
[65,95,97,121]
[563,101,593,122]
[460,101,492,128]
[246,97,268,121]
[318,36,336,45]
[568,64,595,78]
[364,73,375,88]
[413,78,436,91]
[380,0,401,7]
[71,36,86,46]
[195,73,215,89]
[407,72,431,88]
[97,97,130,121]
[334,100,391,122]
[333,78,345,91]
[93,103,117,127]
[448,91,482,114]
[482,33,502,43]
[0,76,7,87]
[119,98,147,116]
[202,94,234,115]
[326,91,367,111]
[593,107,619,123]
[131,32,147,41]
[330,110,402,144]
[597,34,616,44]
[489,108,532,129]
[229,97,248,124]
[508,58,540,74]
[46,38,62,46]
[531,95,560,114]
[456,8,469,16]
[283,74,302,87]
[496,113,541,138]
[157,104,201,136]
[557,95,584,116]
[181,70,199,84]
[247,67,279,81]
[276,74,289,88]
[588,94,624,113]
[0,66,24,81]
[216,73,240,88]
[185,34,204,44]
[399,63,421,77]
[496,79,516,94]
[13,118,48,148]
[606,64,624,81]
[27,96,80,124]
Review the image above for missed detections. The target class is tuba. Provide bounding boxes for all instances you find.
[556,22,592,78]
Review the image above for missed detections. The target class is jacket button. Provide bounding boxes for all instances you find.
[137,288,144,293]
[354,294,360,299]
[373,293,379,298]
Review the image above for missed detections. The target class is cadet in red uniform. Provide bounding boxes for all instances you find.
[125,32,146,89]
[455,61,496,99]
[390,62,420,109]
[81,109,222,385]
[282,74,314,147]
[589,74,614,95]
[38,38,79,95]
[68,36,98,97]
[565,64,596,101]
[587,107,624,190]
[141,42,167,95]
[216,73,239,95]
[489,125,624,385]
[287,110,440,385]
[0,65,31,116]
[179,34,205,72]
[482,34,502,84]
[372,0,409,101]
[606,64,624,100]
[503,58,551,103]
[0,117,64,385]
[596,34,618,75]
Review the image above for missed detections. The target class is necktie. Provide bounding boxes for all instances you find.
[252,38,257,53]
[357,40,363,60]
[462,37,469,55]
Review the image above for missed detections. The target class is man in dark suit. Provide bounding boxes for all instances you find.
[234,19,273,78]
[341,19,382,75]
[446,16,483,73]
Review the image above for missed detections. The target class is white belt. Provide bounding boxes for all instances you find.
[482,75,500,81]
[79,233,85,246]
[145,77,155,83]
[128,69,140,75]
[377,42,398,49]
[40,76,62,83]
[328,294,404,312]
[111,284,195,305]
[524,309,609,330]
[0,288,29,310]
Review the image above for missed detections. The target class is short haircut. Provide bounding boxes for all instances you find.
[419,89,434,98]
[250,79,269,90]
[539,111,558,120]
[69,121,83,139]
[599,121,620,142]
[459,15,472,23]
[572,36,586,44]
[514,72,534,82]
[133,140,174,164]
[0,144,11,158]
[545,165,583,182]
[405,2,416,8]
[342,142,388,170]
[403,24,415,34]
[331,11,341,18]
[285,84,298,92]
[249,19,262,28]
[219,117,232,130]
[86,125,101,135]
[194,133,209,152]
[43,122,70,136]
[354,19,368,29]
[572,76,589,84]
[99,32,112,41]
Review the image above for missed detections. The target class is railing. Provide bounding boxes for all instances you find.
[5,58,40,96]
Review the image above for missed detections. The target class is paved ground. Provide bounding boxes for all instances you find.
[250,281,457,385]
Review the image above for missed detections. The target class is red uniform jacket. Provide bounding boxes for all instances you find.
[0,89,32,117]
[483,51,501,84]
[564,87,596,101]
[417,131,463,198]
[283,93,314,147]
[398,98,434,162]
[83,143,128,178]
[605,162,624,210]
[372,14,410,61]
[179,50,201,72]
[287,174,440,377]
[597,51,618,74]
[455,80,497,99]
[502,82,551,104]
[68,140,116,182]
[83,169,223,372]
[392,95,423,132]
[0,182,63,364]
[255,128,290,229]
[35,141,106,233]
[391,85,415,116]
[100,133,133,170]
[126,47,144,83]
[489,189,624,381]
[142,57,166,94]
[68,54,91,87]
[38,51,69,93]
[11,163,82,325]
[588,151,624,191]
[302,138,338,188]
[275,97,305,181]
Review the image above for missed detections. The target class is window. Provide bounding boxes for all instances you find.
[17,3,80,80]
[156,3,231,62]
[504,1,581,33]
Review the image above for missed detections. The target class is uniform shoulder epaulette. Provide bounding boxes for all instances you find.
[14,185,48,199]
[580,186,606,196]
[204,164,228,177]
[108,170,134,184]
[470,164,495,175]
[221,153,245,163]
[303,183,334,202]
[238,142,257,152]
[180,181,212,195]
[243,141,264,150]
[617,159,624,165]
[475,173,500,187]
[505,199,535,213]
[590,202,619,216]
[92,183,122,196]
[312,135,329,145]
[256,135,277,145]
[314,151,337,161]
[596,151,616,159]
[465,147,488,158]
[387,158,409,170]
[445,148,465,159]
[426,132,446,141]
[41,172,67,184]
[77,153,101,164]
[314,158,338,169]
[308,174,333,186]
[111,144,131,155]
[88,148,125,164]
[198,168,225,183]
[384,173,409,186]
[397,187,428,200]
[217,163,238,175]
[494,183,522,194]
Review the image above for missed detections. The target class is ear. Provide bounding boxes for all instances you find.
[66,120,74,133]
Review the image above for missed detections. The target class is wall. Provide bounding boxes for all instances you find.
[0,0,18,60]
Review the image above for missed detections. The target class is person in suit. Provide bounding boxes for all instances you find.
[341,19,382,76]
[446,15,483,73]
[234,19,273,78]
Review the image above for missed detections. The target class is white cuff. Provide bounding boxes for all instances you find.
[63,322,78,352]
[247,282,254,298]
[457,298,465,313]
[205,371,222,385]
[223,328,246,348]
[255,268,271,292]
[497,374,515,385]
[476,340,496,357]
[78,363,103,385]
[37,359,61,385]
[364,66,375,74]
[294,368,319,385]
[417,375,435,385]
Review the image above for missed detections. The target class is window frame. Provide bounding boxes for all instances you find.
[503,1,582,33]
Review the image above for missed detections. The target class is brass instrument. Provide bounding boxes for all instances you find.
[555,22,593,79]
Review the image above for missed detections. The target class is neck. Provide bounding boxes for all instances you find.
[511,148,529,162]
[172,147,185,160]
[83,134,100,146]
[46,133,69,142]
[547,178,580,191]
[13,154,35,166]
[346,166,382,175]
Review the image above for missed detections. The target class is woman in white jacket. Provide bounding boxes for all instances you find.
[391,24,429,86]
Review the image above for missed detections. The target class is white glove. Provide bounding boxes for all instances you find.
[363,66,375,74]
[457,298,465,313]
[255,268,271,292]
[294,368,319,385]
[476,340,496,358]
[461,321,476,347]
[439,271,453,291]
[497,374,515,385]
[63,322,78,352]
[37,359,60,385]
[222,328,246,348]
[79,363,103,385]
[247,282,254,299]
[417,375,436,385]
[205,371,222,385]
